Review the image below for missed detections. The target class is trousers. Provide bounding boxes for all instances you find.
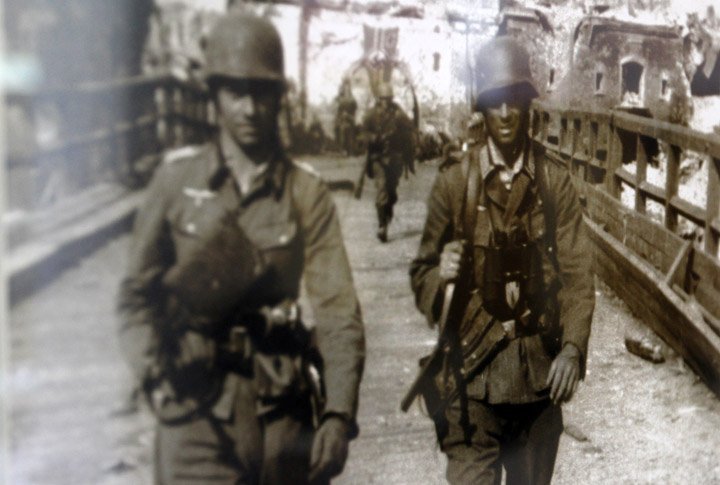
[440,398,563,485]
[372,158,402,227]
[155,373,315,485]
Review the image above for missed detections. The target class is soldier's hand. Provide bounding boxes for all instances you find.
[174,330,216,370]
[439,240,465,283]
[546,343,581,404]
[309,416,350,484]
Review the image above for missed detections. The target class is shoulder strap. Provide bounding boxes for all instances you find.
[459,149,481,241]
[534,155,560,269]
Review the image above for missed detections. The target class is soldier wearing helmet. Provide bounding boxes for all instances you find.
[117,12,365,485]
[361,82,415,242]
[409,36,594,484]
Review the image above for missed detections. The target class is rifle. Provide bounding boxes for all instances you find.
[354,150,371,199]
[400,278,514,417]
[400,282,457,413]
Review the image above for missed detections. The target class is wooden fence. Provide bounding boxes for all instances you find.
[531,100,720,393]
[532,100,720,255]
[5,74,213,210]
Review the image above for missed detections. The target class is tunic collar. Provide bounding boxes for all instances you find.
[208,133,288,201]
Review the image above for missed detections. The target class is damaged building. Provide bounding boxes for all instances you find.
[565,15,691,124]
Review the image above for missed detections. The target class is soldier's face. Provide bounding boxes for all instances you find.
[483,97,529,149]
[216,81,282,149]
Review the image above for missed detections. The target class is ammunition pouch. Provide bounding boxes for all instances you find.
[162,212,267,322]
[229,302,317,406]
[149,300,319,423]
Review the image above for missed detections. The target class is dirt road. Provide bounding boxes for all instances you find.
[8,156,720,484]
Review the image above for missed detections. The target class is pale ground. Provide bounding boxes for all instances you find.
[7,156,720,484]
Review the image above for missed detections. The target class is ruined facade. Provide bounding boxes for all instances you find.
[564,16,690,123]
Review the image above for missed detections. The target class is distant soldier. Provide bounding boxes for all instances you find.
[408,37,595,484]
[335,79,358,155]
[117,13,365,485]
[362,83,415,242]
[307,114,327,154]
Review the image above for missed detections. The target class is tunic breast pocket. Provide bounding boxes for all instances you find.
[249,220,301,271]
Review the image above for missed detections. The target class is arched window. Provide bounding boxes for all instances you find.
[621,60,644,104]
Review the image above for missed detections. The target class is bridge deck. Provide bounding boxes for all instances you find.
[8,157,720,484]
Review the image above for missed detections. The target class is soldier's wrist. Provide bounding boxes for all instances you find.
[561,342,581,360]
[321,412,357,439]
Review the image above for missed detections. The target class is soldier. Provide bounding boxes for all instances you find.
[117,13,365,485]
[362,83,415,242]
[334,79,358,156]
[409,37,595,484]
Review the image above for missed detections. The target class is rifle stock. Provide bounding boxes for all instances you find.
[400,283,455,412]
[400,280,510,417]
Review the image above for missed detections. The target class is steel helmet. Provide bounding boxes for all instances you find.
[376,82,394,99]
[204,12,284,84]
[474,36,538,109]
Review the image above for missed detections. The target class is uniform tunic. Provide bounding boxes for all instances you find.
[117,142,365,483]
[362,101,415,225]
[410,140,594,484]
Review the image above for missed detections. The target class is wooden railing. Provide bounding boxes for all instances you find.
[531,100,720,257]
[5,74,213,210]
[532,100,720,393]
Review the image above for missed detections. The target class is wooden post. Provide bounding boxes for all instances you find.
[590,120,598,163]
[635,133,648,214]
[705,157,720,256]
[606,123,622,198]
[570,117,579,174]
[155,84,169,149]
[665,144,680,233]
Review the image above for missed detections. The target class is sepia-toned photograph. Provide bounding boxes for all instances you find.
[2,0,720,484]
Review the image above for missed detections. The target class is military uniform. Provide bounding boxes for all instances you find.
[362,99,414,237]
[410,139,594,484]
[117,143,365,484]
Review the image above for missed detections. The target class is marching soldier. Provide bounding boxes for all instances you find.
[117,13,365,485]
[409,37,595,484]
[362,83,415,242]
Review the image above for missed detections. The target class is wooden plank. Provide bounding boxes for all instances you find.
[673,284,720,336]
[613,110,720,160]
[588,218,720,394]
[638,181,665,203]
[669,195,705,226]
[615,166,635,187]
[690,249,720,320]
[635,133,648,214]
[664,239,693,285]
[607,125,623,197]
